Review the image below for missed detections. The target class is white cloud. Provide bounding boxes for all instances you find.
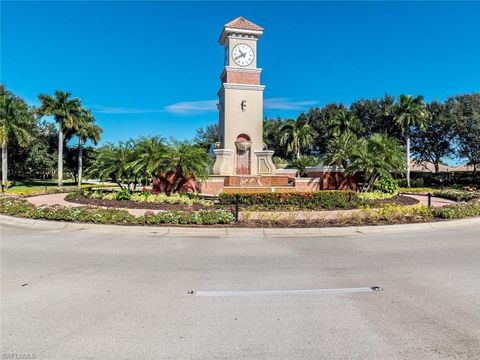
[164,100,218,115]
[164,98,317,115]
[264,98,318,110]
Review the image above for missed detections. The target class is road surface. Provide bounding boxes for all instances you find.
[1,219,479,359]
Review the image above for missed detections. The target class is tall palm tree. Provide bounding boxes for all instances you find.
[0,86,33,189]
[38,91,81,187]
[72,109,102,187]
[394,95,430,187]
[280,119,317,159]
[327,109,362,137]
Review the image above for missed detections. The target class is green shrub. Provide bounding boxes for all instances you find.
[0,196,234,225]
[432,202,480,219]
[219,191,356,210]
[357,191,396,201]
[434,190,480,202]
[375,176,398,195]
[116,189,132,201]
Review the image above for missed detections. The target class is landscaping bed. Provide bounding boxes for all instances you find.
[2,195,479,228]
[65,193,223,211]
[67,191,418,212]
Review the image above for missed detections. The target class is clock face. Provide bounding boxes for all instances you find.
[232,44,254,66]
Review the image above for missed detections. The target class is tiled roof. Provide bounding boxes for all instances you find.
[225,16,263,31]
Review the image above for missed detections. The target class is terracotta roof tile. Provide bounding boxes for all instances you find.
[225,16,263,31]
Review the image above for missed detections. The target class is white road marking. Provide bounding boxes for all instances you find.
[194,287,378,297]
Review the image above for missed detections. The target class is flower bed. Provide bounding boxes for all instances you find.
[83,189,213,206]
[0,197,234,225]
[66,193,217,211]
[2,195,479,228]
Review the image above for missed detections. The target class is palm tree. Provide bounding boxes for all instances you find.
[323,132,358,169]
[346,133,405,192]
[280,119,317,159]
[0,86,33,189]
[72,109,102,187]
[38,91,81,187]
[162,140,209,192]
[327,109,362,137]
[129,136,168,177]
[394,95,430,187]
[87,142,136,189]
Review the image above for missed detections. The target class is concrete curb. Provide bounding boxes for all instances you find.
[1,214,479,238]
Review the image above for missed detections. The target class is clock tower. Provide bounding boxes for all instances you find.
[212,16,275,176]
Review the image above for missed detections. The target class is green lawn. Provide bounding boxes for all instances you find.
[3,179,117,196]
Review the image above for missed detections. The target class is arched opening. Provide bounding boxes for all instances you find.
[235,134,251,175]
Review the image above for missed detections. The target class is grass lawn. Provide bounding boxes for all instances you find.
[3,179,117,196]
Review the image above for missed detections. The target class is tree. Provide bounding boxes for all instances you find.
[25,142,56,179]
[263,118,288,159]
[349,95,399,138]
[280,118,317,159]
[69,109,102,187]
[193,123,218,149]
[128,136,168,181]
[448,93,480,176]
[0,85,33,189]
[87,142,136,189]
[164,140,209,192]
[394,95,430,187]
[346,133,405,192]
[288,156,320,177]
[38,91,82,187]
[304,103,346,155]
[411,101,455,173]
[327,109,363,137]
[323,132,359,169]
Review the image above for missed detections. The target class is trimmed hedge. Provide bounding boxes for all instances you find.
[219,191,357,210]
[0,197,234,225]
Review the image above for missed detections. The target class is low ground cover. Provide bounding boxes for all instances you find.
[0,196,234,225]
[399,187,480,202]
[66,192,216,211]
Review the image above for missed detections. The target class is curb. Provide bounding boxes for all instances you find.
[1,214,479,238]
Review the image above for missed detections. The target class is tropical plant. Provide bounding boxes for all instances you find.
[86,141,136,189]
[163,140,209,192]
[394,94,430,187]
[288,155,320,177]
[280,118,317,159]
[327,109,363,137]
[0,85,33,189]
[128,136,168,180]
[323,132,358,168]
[346,133,405,192]
[69,109,102,187]
[38,91,82,187]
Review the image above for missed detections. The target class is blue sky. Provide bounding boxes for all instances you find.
[2,1,479,144]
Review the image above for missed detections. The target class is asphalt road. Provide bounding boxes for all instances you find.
[1,219,480,360]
